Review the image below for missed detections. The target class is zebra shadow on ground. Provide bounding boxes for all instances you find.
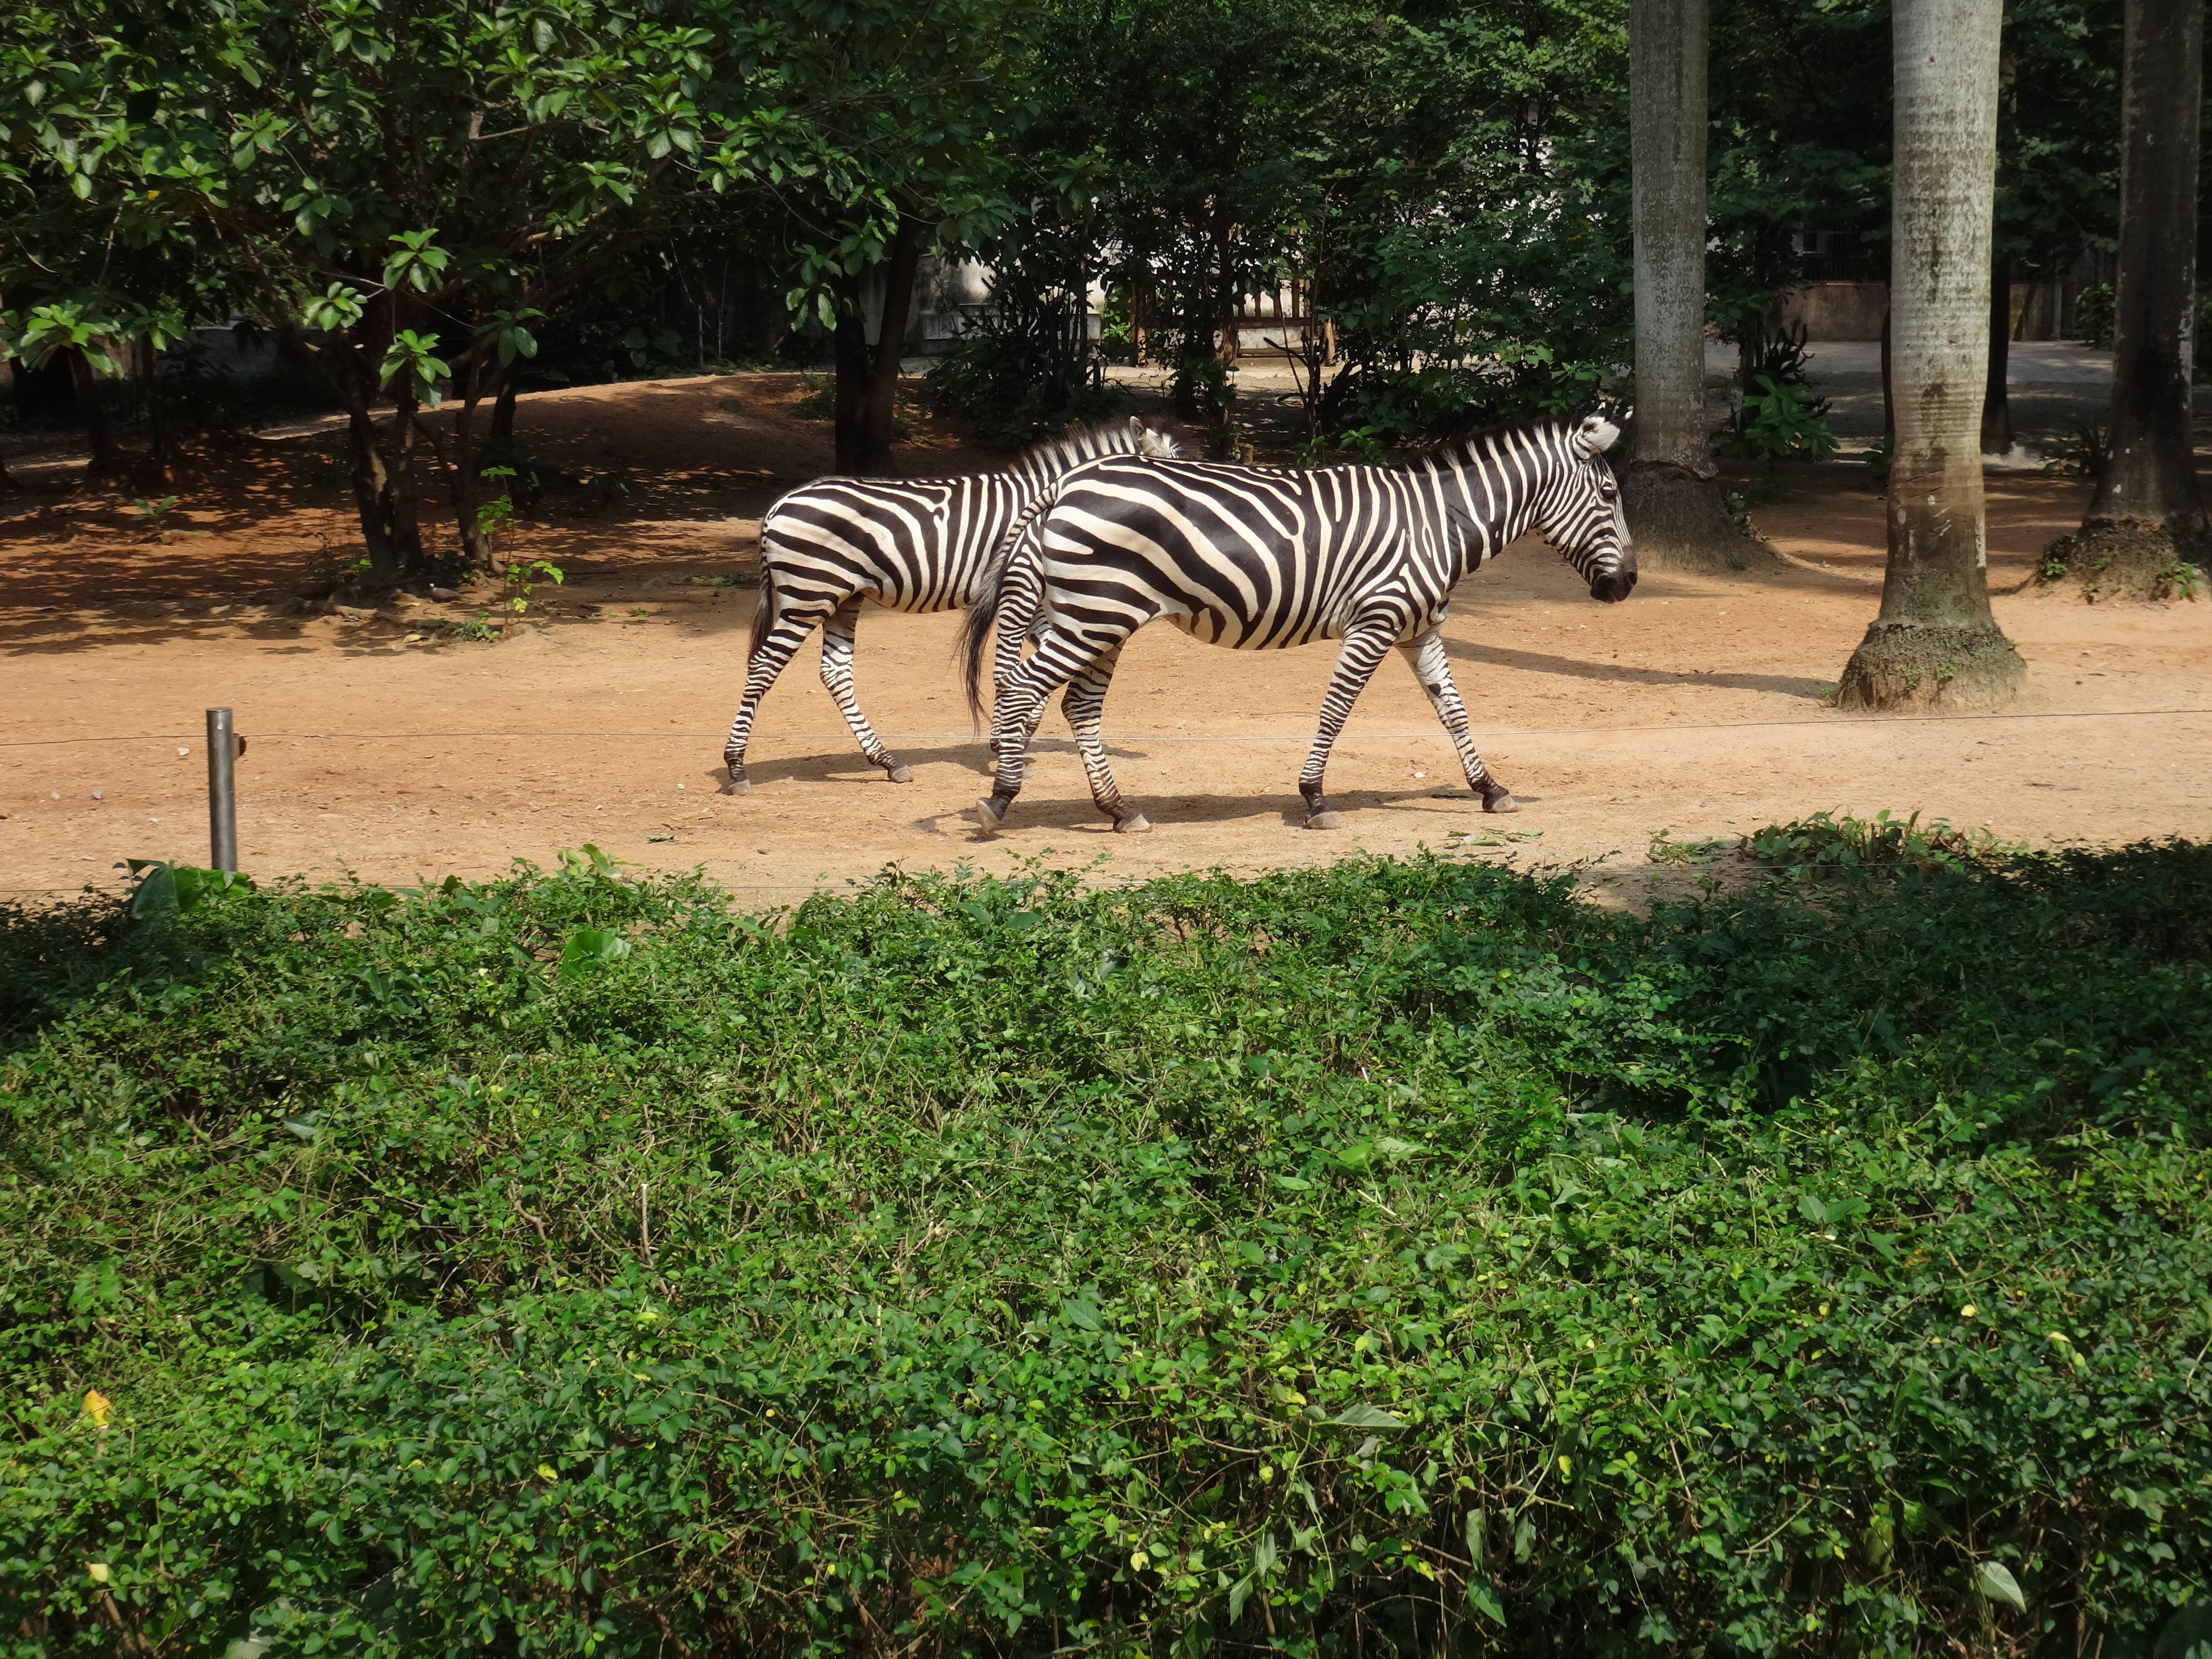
[917,784,1542,837]
[1442,637,1831,699]
[703,736,1167,792]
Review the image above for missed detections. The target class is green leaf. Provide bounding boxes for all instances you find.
[1314,1403,1405,1429]
[559,928,633,978]
[1975,1561,2027,1613]
[1468,1580,1505,1625]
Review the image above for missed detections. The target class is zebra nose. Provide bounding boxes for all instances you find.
[1590,567,1637,604]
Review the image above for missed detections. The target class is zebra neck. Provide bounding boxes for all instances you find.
[1427,451,1542,573]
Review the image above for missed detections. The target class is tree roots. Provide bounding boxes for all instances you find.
[2035,516,2212,602]
[1621,463,1778,572]
[1836,622,2025,712]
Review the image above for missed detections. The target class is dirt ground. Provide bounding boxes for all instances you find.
[4,372,2209,910]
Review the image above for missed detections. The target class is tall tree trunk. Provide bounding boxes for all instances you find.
[67,348,114,473]
[1880,306,1895,436]
[1623,0,1754,568]
[857,219,923,476]
[832,272,871,476]
[2044,0,2208,591]
[1981,253,2014,454]
[1837,0,2024,709]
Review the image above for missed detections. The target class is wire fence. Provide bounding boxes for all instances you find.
[6,705,2212,749]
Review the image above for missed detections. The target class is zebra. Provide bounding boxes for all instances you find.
[959,412,1635,834]
[721,417,1181,794]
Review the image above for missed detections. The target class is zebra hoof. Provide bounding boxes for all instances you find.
[975,796,1007,835]
[1482,790,1518,814]
[1114,812,1152,834]
[1307,811,1342,830]
[723,769,751,797]
[886,763,914,783]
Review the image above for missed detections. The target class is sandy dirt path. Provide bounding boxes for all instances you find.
[5,373,2209,909]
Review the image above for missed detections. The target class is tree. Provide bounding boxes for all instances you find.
[2,0,1011,569]
[1982,0,2125,456]
[2041,0,2208,593]
[1836,0,2024,710]
[1624,0,1750,568]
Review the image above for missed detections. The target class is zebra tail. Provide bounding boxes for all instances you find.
[958,554,1004,729]
[747,565,776,666]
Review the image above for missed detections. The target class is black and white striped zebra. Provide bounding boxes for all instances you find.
[961,413,1635,833]
[721,417,1180,794]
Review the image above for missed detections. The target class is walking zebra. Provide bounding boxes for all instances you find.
[722,417,1180,794]
[961,413,1635,833]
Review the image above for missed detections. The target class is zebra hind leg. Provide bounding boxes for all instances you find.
[1059,648,1148,832]
[1398,631,1514,812]
[723,601,826,794]
[819,595,913,782]
[1298,622,1401,829]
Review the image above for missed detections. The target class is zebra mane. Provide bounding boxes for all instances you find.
[1011,417,1182,482]
[1428,412,1614,469]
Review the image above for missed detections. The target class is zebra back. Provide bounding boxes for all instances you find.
[756,416,1182,617]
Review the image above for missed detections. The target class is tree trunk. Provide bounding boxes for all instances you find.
[857,218,923,475]
[1624,0,1755,569]
[489,367,520,447]
[340,390,399,585]
[1981,254,2013,455]
[1837,0,2024,710]
[67,348,114,473]
[832,270,871,476]
[2043,0,2208,592]
[1880,306,1895,436]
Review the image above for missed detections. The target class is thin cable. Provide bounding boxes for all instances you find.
[3,707,2211,749]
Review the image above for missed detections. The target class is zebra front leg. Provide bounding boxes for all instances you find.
[1059,645,1148,832]
[722,606,825,794]
[1398,630,1514,812]
[819,595,912,782]
[976,627,1090,834]
[1298,622,1401,829]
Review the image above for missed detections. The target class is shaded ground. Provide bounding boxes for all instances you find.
[3,371,2208,910]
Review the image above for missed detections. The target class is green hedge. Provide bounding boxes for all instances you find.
[2,832,2208,1656]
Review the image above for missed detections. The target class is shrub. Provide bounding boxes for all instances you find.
[3,830,2208,1656]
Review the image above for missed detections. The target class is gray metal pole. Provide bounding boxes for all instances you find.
[206,708,237,872]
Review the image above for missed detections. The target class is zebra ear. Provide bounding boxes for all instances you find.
[1575,416,1622,457]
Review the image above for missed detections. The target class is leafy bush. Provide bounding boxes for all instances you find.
[3,829,2209,1656]
[1721,375,1839,469]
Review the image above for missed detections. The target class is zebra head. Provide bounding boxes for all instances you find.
[1532,415,1637,604]
[1131,417,1183,459]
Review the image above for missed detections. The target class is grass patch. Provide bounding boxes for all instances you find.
[3,828,2209,1655]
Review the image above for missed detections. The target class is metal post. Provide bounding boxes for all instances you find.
[206,708,237,872]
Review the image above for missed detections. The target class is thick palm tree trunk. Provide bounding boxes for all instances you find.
[1837,0,2024,709]
[1623,0,1752,567]
[2043,0,2207,592]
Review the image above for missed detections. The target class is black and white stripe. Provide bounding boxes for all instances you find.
[722,417,1179,793]
[962,413,1635,832]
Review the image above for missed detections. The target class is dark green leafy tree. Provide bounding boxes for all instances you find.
[0,0,998,576]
